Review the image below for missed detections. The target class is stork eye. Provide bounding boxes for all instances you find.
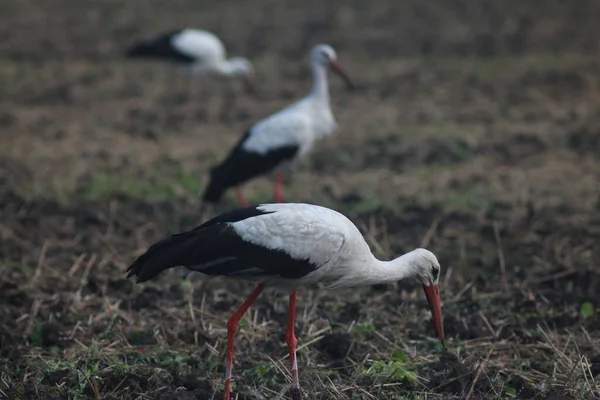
[431,266,439,281]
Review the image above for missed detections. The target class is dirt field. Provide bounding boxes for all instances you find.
[1,0,600,399]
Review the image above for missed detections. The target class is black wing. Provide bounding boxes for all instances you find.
[202,130,299,203]
[127,205,316,282]
[125,30,196,64]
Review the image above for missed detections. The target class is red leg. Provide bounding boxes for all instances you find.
[236,186,249,207]
[274,173,284,203]
[286,291,300,389]
[224,283,265,400]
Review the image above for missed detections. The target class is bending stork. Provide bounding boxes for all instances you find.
[126,28,253,81]
[127,203,445,399]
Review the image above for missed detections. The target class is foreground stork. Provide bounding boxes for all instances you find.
[127,203,445,399]
[201,44,353,208]
[126,29,253,81]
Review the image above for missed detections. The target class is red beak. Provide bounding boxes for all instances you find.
[329,60,354,89]
[423,284,445,347]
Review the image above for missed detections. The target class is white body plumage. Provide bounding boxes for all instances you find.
[228,203,369,288]
[239,45,341,164]
[241,95,337,163]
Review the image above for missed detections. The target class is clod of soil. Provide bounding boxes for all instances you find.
[317,332,353,360]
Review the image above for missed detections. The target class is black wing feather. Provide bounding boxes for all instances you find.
[126,30,196,64]
[202,131,299,203]
[127,206,317,282]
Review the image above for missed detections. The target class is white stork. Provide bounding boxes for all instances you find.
[125,28,253,81]
[201,44,353,208]
[127,203,445,400]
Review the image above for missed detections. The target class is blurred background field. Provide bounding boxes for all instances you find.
[1,0,600,399]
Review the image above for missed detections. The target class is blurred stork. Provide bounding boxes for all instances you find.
[126,28,253,93]
[201,44,353,209]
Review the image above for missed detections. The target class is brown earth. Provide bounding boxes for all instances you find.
[1,0,600,399]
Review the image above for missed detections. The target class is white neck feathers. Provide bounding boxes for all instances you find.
[328,249,430,289]
[309,62,330,103]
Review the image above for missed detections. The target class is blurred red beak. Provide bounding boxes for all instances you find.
[423,284,445,347]
[330,60,354,89]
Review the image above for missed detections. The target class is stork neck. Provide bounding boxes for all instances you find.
[212,60,237,76]
[360,254,416,286]
[310,63,330,103]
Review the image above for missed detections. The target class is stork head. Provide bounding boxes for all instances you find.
[226,57,253,78]
[407,248,441,286]
[227,57,255,91]
[310,44,353,89]
[404,248,445,347]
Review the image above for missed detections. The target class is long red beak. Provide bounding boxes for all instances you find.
[330,60,354,89]
[423,284,445,347]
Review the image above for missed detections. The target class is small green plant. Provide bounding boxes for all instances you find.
[238,318,249,331]
[243,364,270,378]
[160,353,191,370]
[432,341,445,352]
[504,386,517,396]
[390,349,407,363]
[129,330,145,345]
[42,360,74,375]
[178,172,204,195]
[350,319,376,338]
[326,300,342,312]
[29,323,50,347]
[349,193,383,214]
[98,330,119,342]
[580,302,594,319]
[363,349,417,383]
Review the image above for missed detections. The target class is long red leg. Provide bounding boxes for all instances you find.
[286,291,300,389]
[236,186,249,207]
[274,173,284,203]
[224,283,265,400]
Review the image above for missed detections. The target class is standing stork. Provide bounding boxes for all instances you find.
[127,203,445,399]
[125,28,253,83]
[201,44,353,209]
